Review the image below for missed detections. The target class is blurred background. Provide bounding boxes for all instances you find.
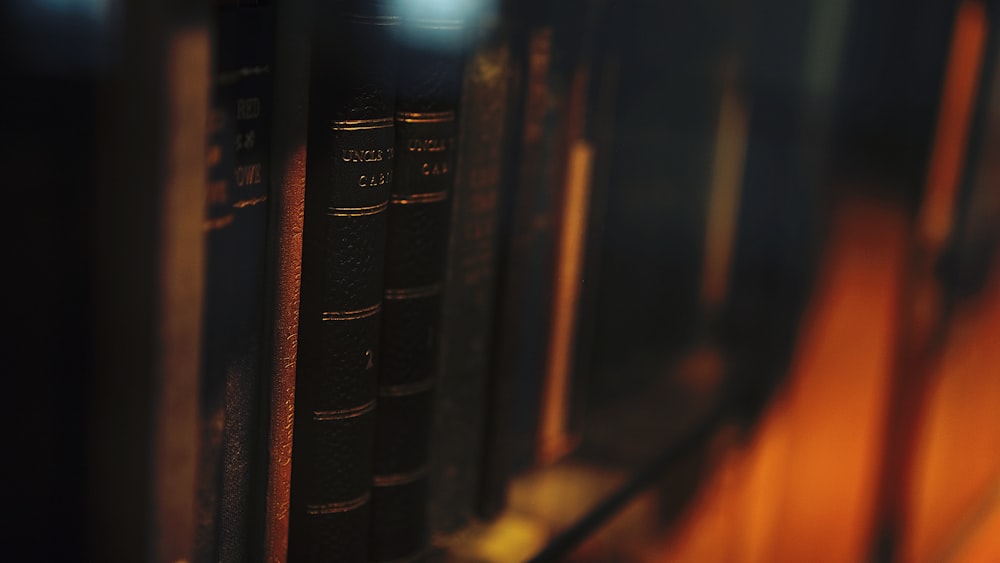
[4,0,1000,560]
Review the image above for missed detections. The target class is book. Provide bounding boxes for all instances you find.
[536,0,608,466]
[429,3,514,536]
[370,7,466,561]
[89,0,212,559]
[195,3,275,561]
[485,1,562,499]
[287,1,398,560]
[481,0,598,514]
[262,0,313,558]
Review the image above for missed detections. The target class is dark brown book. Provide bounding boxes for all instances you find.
[90,0,212,560]
[195,3,275,561]
[481,0,593,515]
[429,7,514,536]
[261,0,312,559]
[370,10,465,562]
[287,2,398,561]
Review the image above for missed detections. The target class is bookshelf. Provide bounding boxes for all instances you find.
[8,0,1000,561]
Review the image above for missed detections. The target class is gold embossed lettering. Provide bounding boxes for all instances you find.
[358,170,392,187]
[421,161,450,176]
[236,97,261,120]
[341,147,395,163]
[235,163,262,186]
[408,137,453,152]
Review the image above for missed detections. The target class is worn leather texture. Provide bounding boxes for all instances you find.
[288,5,397,562]
[370,17,464,563]
[195,4,274,563]
[430,20,512,533]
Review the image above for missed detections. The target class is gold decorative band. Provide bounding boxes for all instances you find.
[321,303,382,321]
[313,400,376,421]
[411,19,464,30]
[216,65,271,84]
[305,492,371,515]
[233,194,268,209]
[328,201,389,217]
[395,111,456,124]
[391,191,448,205]
[379,378,433,398]
[203,214,234,231]
[331,117,394,131]
[373,466,429,488]
[384,283,442,301]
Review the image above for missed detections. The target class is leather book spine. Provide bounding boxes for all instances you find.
[429,11,512,536]
[370,14,464,563]
[480,0,529,518]
[263,0,312,558]
[537,0,604,466]
[287,2,397,561]
[196,3,274,562]
[492,12,564,478]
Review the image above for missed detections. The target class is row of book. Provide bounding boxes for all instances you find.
[41,0,617,562]
[9,0,1000,560]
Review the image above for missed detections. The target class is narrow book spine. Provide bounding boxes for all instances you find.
[263,0,312,559]
[288,4,397,561]
[371,15,464,563]
[493,19,562,477]
[196,4,274,561]
[429,13,512,535]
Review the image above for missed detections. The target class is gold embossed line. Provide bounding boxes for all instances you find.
[321,303,382,321]
[233,194,268,209]
[373,465,429,488]
[411,18,464,30]
[204,214,234,231]
[217,65,271,85]
[395,111,455,124]
[328,201,389,217]
[391,191,448,205]
[384,283,442,301]
[313,400,376,422]
[331,118,394,131]
[379,378,433,398]
[305,491,371,515]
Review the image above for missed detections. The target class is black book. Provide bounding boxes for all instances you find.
[429,4,514,536]
[370,8,465,562]
[196,3,274,561]
[288,1,398,561]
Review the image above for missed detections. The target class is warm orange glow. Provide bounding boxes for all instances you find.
[265,144,307,563]
[651,197,908,562]
[538,141,595,464]
[538,60,595,464]
[903,257,1000,561]
[919,0,988,254]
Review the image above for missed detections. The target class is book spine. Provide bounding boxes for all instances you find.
[494,16,563,477]
[263,0,312,559]
[90,2,210,560]
[196,4,275,562]
[288,2,397,561]
[480,1,529,518]
[429,12,512,535]
[370,14,464,562]
[537,0,604,466]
